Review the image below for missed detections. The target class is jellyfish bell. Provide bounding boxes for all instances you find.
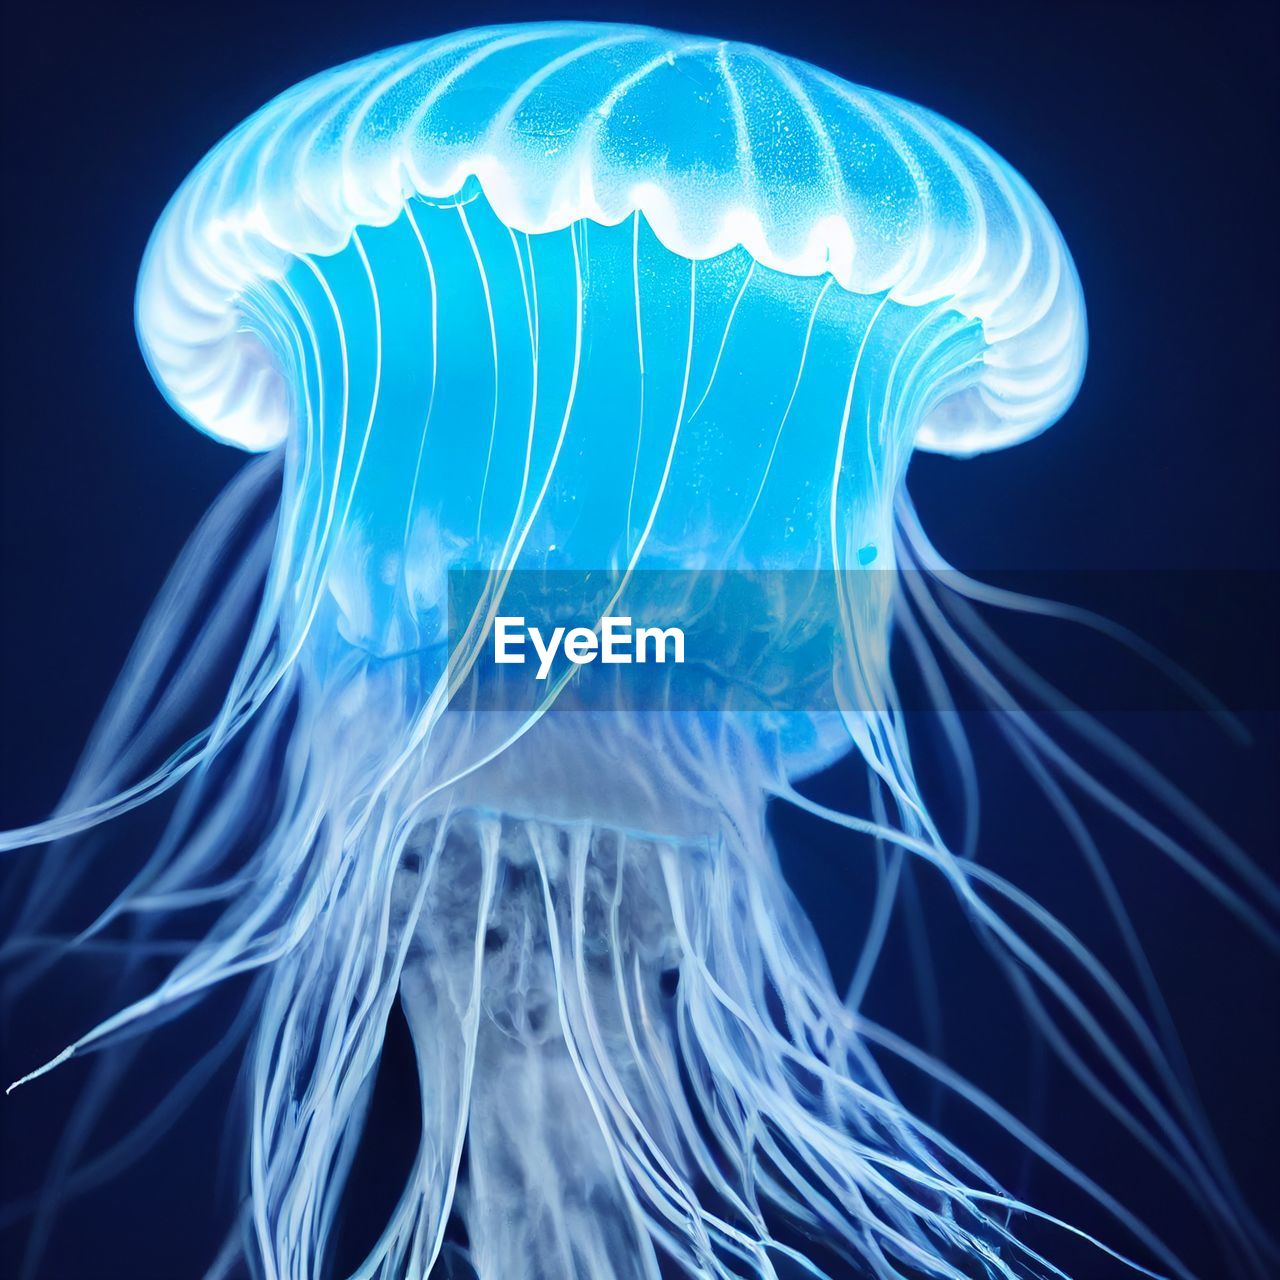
[133,19,1085,805]
[13,20,1272,1280]
[137,24,1083,460]
[136,20,1084,642]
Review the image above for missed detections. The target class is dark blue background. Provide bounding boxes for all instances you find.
[2,3,1277,1277]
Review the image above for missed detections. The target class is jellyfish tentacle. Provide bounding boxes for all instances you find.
[399,203,440,561]
[661,832,1007,1279]
[780,784,1266,1276]
[0,459,281,853]
[685,259,755,427]
[493,224,540,574]
[843,787,906,1012]
[457,204,502,545]
[891,504,1277,942]
[891,597,982,860]
[886,531,1278,1261]
[7,518,277,963]
[968,705,1265,1257]
[905,546,1277,942]
[624,213,647,562]
[852,1016,1193,1280]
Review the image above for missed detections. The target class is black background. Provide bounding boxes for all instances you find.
[1,3,1277,1278]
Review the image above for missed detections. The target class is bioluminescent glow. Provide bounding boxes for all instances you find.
[3,22,1276,1280]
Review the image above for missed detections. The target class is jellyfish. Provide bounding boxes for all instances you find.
[3,21,1276,1280]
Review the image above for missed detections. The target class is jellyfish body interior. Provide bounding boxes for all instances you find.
[5,22,1276,1280]
[239,183,997,1278]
